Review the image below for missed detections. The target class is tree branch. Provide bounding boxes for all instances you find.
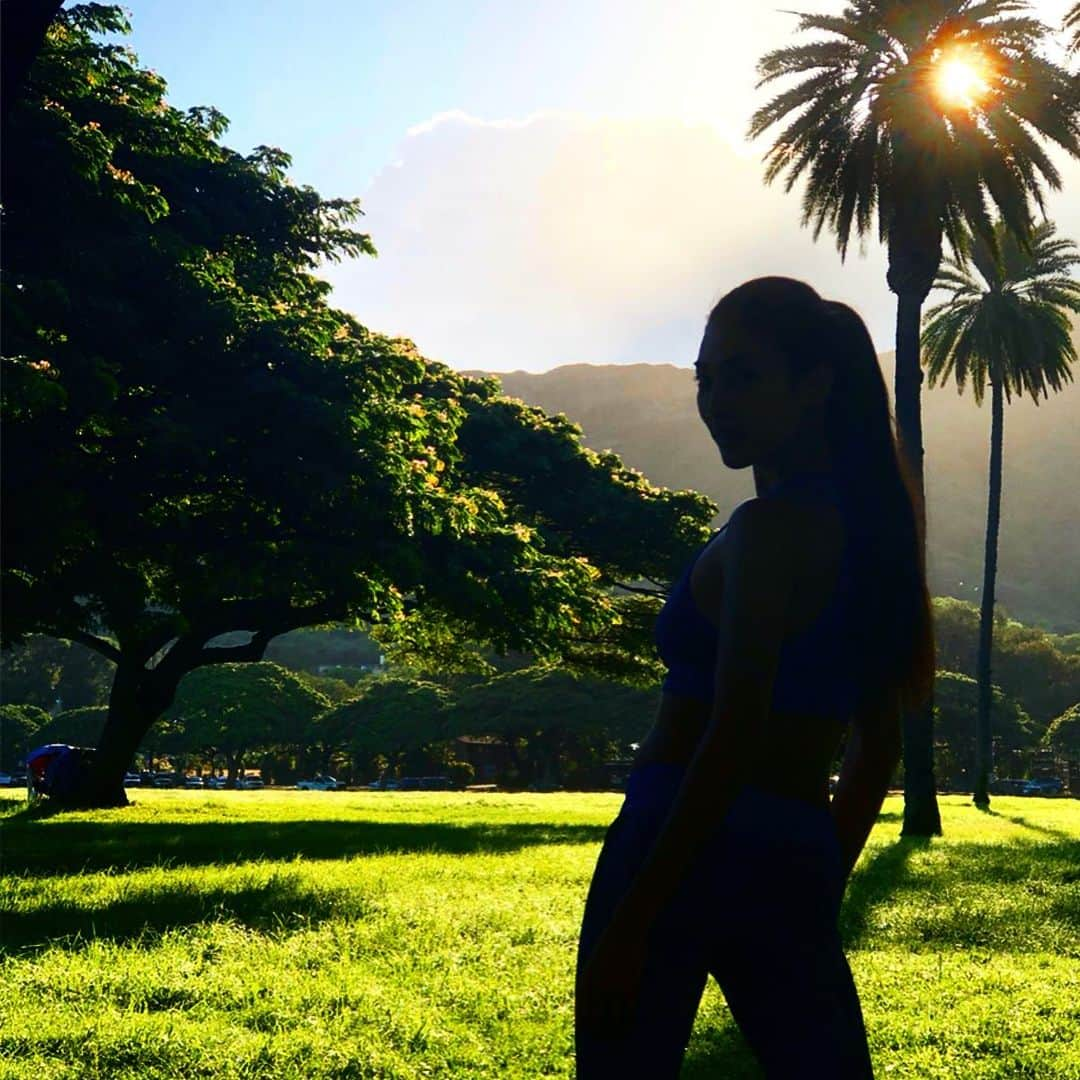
[64,629,123,665]
[197,628,276,666]
[609,579,667,598]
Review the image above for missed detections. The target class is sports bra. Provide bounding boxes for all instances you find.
[653,470,860,721]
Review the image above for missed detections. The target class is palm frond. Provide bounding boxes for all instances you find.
[749,0,1080,286]
[1064,2,1080,55]
[921,218,1079,408]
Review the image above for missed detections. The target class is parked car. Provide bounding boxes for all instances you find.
[235,776,264,790]
[296,775,344,791]
[1023,777,1064,796]
[206,775,229,789]
[123,772,142,787]
[183,775,205,789]
[367,777,399,790]
[419,776,456,790]
[0,772,12,787]
[397,776,455,791]
[151,773,179,788]
[990,777,1028,795]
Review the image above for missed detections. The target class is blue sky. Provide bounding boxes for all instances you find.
[105,1,1080,371]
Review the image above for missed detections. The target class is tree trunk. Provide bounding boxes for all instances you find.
[892,288,943,837]
[54,661,157,808]
[973,378,1004,808]
[505,734,528,786]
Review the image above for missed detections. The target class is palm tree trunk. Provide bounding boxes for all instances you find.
[973,378,1004,808]
[894,290,943,837]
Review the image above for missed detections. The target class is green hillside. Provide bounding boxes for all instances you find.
[463,350,1080,634]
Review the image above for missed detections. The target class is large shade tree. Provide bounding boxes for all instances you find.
[748,0,1080,835]
[320,677,458,781]
[1043,702,1080,762]
[165,662,330,786]
[921,218,1080,806]
[931,670,1035,787]
[443,665,658,788]
[0,634,112,711]
[1,6,715,806]
[0,703,50,773]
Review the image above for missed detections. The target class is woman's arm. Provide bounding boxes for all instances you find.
[829,695,902,880]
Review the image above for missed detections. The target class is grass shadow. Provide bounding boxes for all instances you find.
[840,834,933,949]
[992,811,1077,843]
[1,872,357,956]
[0,818,610,877]
[839,832,1080,951]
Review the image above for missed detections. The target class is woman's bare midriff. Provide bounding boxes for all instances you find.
[629,693,848,811]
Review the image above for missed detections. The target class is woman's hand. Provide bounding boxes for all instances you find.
[576,911,649,1038]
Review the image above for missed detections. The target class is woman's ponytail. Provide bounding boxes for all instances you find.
[708,278,935,717]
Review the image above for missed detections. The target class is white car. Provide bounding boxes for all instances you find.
[123,772,142,787]
[296,775,344,791]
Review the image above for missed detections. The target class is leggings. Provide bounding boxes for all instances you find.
[575,762,874,1078]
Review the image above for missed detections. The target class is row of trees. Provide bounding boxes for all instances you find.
[4,648,1076,791]
[1,662,655,789]
[6,593,1077,769]
[6,600,1071,777]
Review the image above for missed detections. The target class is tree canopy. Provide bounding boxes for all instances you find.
[0,5,713,803]
[1043,703,1080,758]
[165,662,330,782]
[0,703,51,772]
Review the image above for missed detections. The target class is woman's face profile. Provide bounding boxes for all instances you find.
[694,314,805,469]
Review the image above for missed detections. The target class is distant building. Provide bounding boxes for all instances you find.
[453,735,514,781]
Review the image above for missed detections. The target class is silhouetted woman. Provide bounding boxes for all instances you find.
[575,277,934,1078]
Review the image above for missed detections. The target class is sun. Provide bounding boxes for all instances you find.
[934,50,992,109]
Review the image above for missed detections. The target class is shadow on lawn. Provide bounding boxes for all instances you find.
[1,817,610,876]
[838,831,1080,950]
[0,871,361,955]
[991,810,1076,843]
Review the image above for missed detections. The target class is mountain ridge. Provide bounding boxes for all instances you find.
[460,351,1079,634]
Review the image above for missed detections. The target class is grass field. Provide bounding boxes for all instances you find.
[1,788,1078,1079]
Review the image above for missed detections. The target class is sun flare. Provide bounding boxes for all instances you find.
[934,51,992,109]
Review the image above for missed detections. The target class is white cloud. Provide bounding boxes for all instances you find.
[321,109,1080,373]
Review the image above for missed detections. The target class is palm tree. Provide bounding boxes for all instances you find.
[748,0,1080,836]
[1066,3,1080,56]
[921,219,1080,808]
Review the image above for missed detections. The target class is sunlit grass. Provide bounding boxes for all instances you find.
[1,789,1077,1078]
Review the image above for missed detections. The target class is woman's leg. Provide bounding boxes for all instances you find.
[702,788,875,1078]
[575,772,710,1078]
